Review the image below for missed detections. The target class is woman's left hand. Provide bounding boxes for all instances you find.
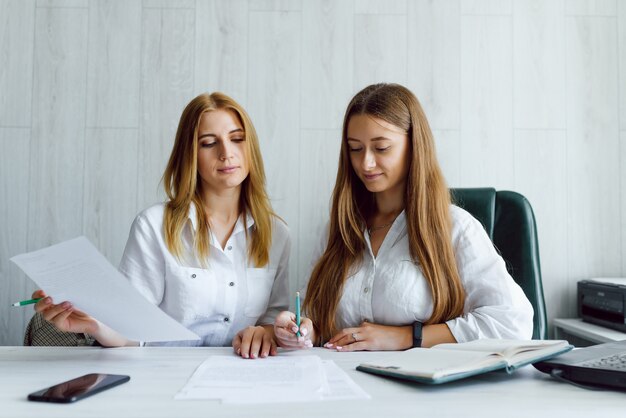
[324,321,412,351]
[232,325,277,359]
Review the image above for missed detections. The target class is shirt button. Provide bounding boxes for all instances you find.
[229,282,235,287]
[227,245,232,251]
[191,274,196,279]
[364,287,369,293]
[224,317,230,322]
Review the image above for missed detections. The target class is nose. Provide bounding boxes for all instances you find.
[218,140,235,161]
[361,149,376,171]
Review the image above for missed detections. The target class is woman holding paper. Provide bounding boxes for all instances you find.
[274,83,533,351]
[32,92,289,359]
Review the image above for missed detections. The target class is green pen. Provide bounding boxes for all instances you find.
[295,291,301,337]
[11,298,43,307]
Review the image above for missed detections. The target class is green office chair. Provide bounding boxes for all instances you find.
[450,188,547,340]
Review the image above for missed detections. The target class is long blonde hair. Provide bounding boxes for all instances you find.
[304,83,465,342]
[162,92,274,267]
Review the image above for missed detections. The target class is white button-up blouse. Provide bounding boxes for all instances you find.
[118,203,290,347]
[305,205,534,342]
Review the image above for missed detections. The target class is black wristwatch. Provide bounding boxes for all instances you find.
[412,321,423,348]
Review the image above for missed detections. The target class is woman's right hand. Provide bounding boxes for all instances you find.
[273,310,314,349]
[32,289,99,335]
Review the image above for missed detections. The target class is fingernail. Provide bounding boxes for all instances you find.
[44,297,51,304]
[251,353,256,359]
[262,352,268,358]
[291,326,299,333]
[336,346,343,350]
[62,302,70,308]
[305,341,313,348]
[243,353,248,359]
[236,348,241,355]
[301,328,308,336]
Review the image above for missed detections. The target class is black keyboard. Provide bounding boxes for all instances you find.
[578,353,626,371]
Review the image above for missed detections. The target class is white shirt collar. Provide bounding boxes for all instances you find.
[187,202,255,233]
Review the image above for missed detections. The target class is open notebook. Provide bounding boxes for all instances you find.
[357,339,573,385]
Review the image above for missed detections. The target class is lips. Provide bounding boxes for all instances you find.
[218,166,239,174]
[364,173,383,180]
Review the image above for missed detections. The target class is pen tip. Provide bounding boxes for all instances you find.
[11,302,18,307]
[296,291,300,297]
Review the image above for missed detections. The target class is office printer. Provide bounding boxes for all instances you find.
[578,278,626,333]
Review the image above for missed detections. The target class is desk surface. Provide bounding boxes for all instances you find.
[1,346,625,418]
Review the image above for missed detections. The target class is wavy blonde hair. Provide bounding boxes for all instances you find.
[304,83,465,342]
[162,92,274,267]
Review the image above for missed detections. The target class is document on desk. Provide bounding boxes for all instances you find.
[175,355,369,403]
[10,236,199,342]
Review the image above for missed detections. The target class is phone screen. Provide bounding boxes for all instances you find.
[27,373,130,403]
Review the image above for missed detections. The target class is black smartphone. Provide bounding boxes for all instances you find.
[27,373,130,403]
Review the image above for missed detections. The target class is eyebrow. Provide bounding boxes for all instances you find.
[346,136,392,142]
[198,128,244,140]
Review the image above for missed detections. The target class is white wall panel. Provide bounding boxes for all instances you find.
[297,129,341,291]
[354,0,406,15]
[621,131,626,277]
[565,0,616,16]
[566,16,621,278]
[195,0,248,106]
[143,0,194,8]
[462,0,512,15]
[513,0,566,129]
[301,0,354,130]
[617,1,626,129]
[0,0,34,127]
[354,14,407,89]
[0,129,32,345]
[249,0,301,11]
[28,7,87,247]
[433,129,461,187]
[460,16,513,189]
[408,0,460,130]
[36,0,87,7]
[247,10,301,281]
[83,129,139,266]
[139,7,195,209]
[514,129,571,321]
[86,0,141,128]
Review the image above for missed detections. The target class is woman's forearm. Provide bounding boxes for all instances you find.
[92,321,139,347]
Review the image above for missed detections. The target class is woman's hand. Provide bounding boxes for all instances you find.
[273,311,314,349]
[32,290,99,335]
[232,325,277,359]
[324,321,412,351]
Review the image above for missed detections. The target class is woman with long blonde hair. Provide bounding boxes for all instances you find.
[32,92,289,359]
[274,83,532,351]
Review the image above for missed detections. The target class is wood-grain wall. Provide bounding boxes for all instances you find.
[1,0,625,345]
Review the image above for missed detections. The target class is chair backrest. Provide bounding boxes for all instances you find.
[450,188,547,339]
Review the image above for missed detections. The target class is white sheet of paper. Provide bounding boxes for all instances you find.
[175,355,369,403]
[10,236,199,342]
[319,360,370,401]
[176,355,326,403]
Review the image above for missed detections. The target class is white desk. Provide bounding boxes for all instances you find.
[553,318,626,345]
[1,346,626,418]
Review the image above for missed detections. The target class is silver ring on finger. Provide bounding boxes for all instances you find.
[352,332,358,342]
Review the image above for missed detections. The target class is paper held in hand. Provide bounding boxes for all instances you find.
[357,339,573,385]
[10,236,200,343]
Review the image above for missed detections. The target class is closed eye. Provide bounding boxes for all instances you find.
[200,142,216,148]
